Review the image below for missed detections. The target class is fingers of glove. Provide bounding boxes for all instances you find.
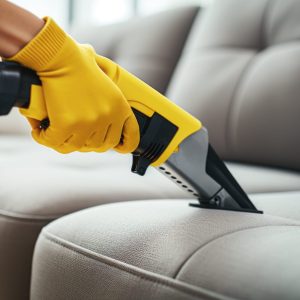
[19,86,47,121]
[93,122,123,153]
[114,114,140,154]
[25,117,41,130]
[79,126,110,152]
[54,137,84,154]
[31,126,73,153]
[50,139,78,154]
[64,130,94,149]
[94,54,118,82]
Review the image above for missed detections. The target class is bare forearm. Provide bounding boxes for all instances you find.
[0,0,44,57]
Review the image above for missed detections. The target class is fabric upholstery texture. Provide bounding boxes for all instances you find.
[227,162,300,193]
[30,199,300,300]
[1,137,299,219]
[30,1,300,299]
[0,8,200,300]
[1,0,300,299]
[167,0,300,171]
[2,138,299,299]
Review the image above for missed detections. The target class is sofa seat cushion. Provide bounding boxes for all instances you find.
[31,199,300,300]
[0,135,186,300]
[0,136,187,219]
[1,136,300,220]
[1,136,299,299]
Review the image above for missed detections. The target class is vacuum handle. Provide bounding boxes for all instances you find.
[0,61,178,175]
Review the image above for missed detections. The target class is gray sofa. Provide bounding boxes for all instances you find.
[1,0,300,299]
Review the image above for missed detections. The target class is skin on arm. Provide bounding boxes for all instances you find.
[0,0,44,58]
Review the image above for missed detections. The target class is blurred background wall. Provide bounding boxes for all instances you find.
[10,0,213,30]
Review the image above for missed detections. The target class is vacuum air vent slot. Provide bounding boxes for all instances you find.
[158,165,199,197]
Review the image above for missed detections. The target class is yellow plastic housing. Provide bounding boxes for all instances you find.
[116,67,202,166]
[30,66,202,166]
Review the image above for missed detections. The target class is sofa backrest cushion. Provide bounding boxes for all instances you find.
[72,6,199,94]
[167,0,300,171]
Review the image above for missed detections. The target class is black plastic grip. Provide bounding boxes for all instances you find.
[0,61,41,112]
[0,61,40,115]
[131,109,178,175]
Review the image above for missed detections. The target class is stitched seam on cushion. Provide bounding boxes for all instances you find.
[224,0,272,158]
[42,231,232,300]
[224,52,257,156]
[259,0,270,50]
[262,0,277,48]
[174,224,300,279]
[164,8,202,93]
[0,213,55,224]
[0,210,61,223]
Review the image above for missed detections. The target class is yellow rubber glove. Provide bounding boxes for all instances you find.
[8,17,139,154]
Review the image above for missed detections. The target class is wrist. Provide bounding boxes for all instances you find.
[0,0,45,57]
[8,17,68,71]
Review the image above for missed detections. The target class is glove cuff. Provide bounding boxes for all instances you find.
[8,17,67,71]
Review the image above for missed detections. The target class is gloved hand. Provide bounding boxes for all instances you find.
[8,17,139,154]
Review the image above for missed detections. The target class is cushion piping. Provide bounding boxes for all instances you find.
[41,230,232,300]
[174,224,300,279]
[0,209,60,222]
